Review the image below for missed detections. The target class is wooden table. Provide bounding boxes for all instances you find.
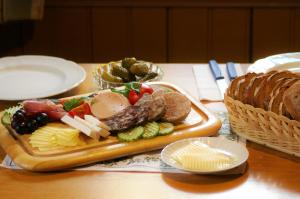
[0,64,300,199]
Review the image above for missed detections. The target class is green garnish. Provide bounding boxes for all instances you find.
[111,88,130,97]
[111,82,141,97]
[63,97,86,111]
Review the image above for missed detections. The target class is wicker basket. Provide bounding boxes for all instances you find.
[224,94,300,157]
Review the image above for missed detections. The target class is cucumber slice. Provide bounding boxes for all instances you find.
[1,106,21,126]
[158,122,174,135]
[142,122,159,139]
[118,126,144,142]
[1,112,11,126]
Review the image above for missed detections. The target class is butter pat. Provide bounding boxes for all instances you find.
[171,141,235,171]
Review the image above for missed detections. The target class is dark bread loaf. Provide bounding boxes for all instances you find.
[227,70,300,121]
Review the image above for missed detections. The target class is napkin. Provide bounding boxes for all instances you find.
[193,64,244,102]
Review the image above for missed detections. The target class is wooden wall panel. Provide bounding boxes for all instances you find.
[295,9,300,50]
[23,7,92,62]
[1,1,300,63]
[54,8,92,62]
[168,8,208,62]
[22,8,57,57]
[0,23,23,57]
[92,8,131,62]
[252,8,293,61]
[209,8,250,62]
[132,8,167,62]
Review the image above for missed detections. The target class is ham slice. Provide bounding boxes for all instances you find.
[23,100,66,120]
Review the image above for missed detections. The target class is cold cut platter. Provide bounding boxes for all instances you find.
[0,82,221,172]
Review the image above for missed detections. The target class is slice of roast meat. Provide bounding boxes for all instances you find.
[135,104,150,125]
[102,105,149,132]
[136,93,166,121]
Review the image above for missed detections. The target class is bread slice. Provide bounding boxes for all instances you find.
[243,73,268,105]
[242,73,263,104]
[266,77,299,110]
[268,78,299,114]
[252,71,277,108]
[283,80,300,120]
[262,71,300,110]
[227,75,245,99]
[236,73,258,103]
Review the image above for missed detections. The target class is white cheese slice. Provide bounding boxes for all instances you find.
[84,115,111,131]
[74,116,101,132]
[61,115,95,139]
[75,116,110,138]
[74,116,101,140]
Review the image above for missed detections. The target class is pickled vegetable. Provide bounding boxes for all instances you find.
[101,71,123,83]
[111,62,130,80]
[139,72,158,82]
[158,122,174,135]
[142,122,159,139]
[128,72,137,82]
[121,57,136,69]
[129,63,149,76]
[117,126,144,142]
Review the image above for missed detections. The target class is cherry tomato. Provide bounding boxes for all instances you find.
[68,103,92,118]
[139,84,154,95]
[128,89,141,105]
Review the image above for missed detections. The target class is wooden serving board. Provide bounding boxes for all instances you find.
[0,82,221,172]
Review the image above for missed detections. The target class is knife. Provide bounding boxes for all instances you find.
[208,60,227,98]
[226,62,237,81]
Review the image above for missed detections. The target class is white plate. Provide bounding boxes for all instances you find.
[0,55,86,100]
[161,137,248,174]
[247,52,300,73]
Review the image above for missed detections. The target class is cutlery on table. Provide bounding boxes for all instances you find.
[208,60,227,99]
[226,62,238,81]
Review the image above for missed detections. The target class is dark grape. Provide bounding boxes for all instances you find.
[27,119,38,132]
[12,109,26,123]
[11,111,49,135]
[11,120,19,130]
[13,125,24,135]
[15,122,28,134]
[35,113,49,126]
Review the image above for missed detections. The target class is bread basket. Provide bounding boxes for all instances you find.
[224,94,300,157]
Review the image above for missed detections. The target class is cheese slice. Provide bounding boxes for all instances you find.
[171,141,235,171]
[61,115,94,139]
[84,115,111,131]
[77,115,110,138]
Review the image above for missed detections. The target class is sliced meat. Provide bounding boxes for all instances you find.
[135,104,149,125]
[152,89,166,99]
[136,93,166,121]
[148,96,166,121]
[161,92,191,123]
[90,91,130,120]
[135,93,152,105]
[102,105,149,132]
[23,100,66,120]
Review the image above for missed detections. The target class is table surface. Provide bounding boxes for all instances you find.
[0,64,300,199]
